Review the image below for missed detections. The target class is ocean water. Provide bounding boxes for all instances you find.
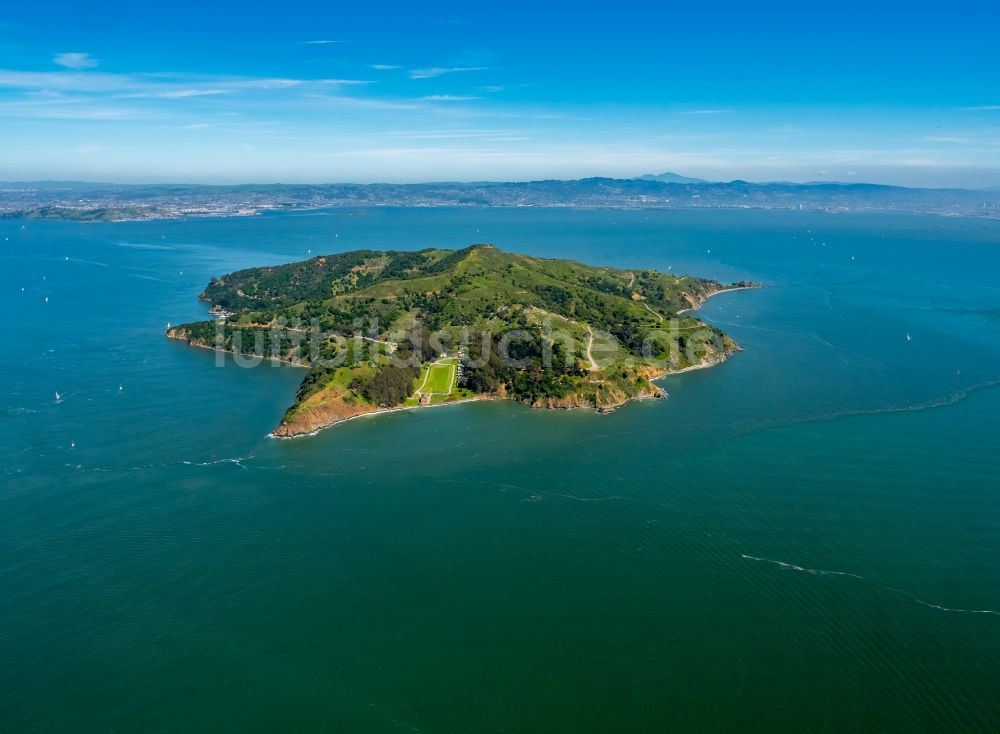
[1,208,999,732]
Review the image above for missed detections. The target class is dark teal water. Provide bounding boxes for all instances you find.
[2,209,999,732]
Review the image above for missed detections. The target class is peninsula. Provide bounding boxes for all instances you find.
[167,245,754,436]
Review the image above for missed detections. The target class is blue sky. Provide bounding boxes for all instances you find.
[1,0,998,186]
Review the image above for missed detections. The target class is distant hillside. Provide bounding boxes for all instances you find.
[636,171,709,184]
[3,177,998,220]
[168,245,750,436]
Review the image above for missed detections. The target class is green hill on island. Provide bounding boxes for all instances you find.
[167,245,752,436]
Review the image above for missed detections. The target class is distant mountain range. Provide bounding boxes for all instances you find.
[635,172,709,184]
[1,177,998,220]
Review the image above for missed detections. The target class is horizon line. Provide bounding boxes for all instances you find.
[1,176,994,192]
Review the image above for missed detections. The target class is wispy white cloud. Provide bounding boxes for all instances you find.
[0,70,125,92]
[924,135,971,144]
[303,94,425,111]
[674,108,730,116]
[54,52,98,69]
[119,88,229,99]
[0,69,381,126]
[69,144,103,155]
[0,70,371,97]
[380,129,529,141]
[371,64,401,71]
[238,77,371,89]
[422,94,480,102]
[767,124,803,134]
[300,40,344,45]
[409,66,488,79]
[957,105,1000,111]
[919,135,1000,149]
[0,97,151,120]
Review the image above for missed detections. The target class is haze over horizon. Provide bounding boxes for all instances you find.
[1,0,998,188]
[2,172,996,192]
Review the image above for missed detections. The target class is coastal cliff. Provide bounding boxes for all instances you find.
[273,394,380,437]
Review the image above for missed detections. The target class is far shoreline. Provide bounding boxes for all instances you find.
[5,205,998,226]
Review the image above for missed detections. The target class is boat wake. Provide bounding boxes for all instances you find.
[498,481,620,503]
[182,454,256,471]
[741,554,865,580]
[733,377,1000,440]
[742,554,1000,617]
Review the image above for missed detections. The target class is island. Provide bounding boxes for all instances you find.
[166,245,755,437]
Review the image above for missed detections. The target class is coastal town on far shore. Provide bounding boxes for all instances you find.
[3,177,998,222]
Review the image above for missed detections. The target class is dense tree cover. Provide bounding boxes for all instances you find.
[201,250,374,310]
[190,245,735,352]
[295,364,339,403]
[351,365,420,407]
[532,284,573,309]
[379,250,435,279]
[173,319,222,345]
[460,327,586,401]
[172,321,296,360]
[199,249,457,311]
[405,325,446,361]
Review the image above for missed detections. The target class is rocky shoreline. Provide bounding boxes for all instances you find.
[269,349,738,438]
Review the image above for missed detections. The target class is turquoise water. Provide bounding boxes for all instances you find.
[2,208,999,732]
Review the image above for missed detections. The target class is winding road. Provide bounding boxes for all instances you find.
[584,327,599,371]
